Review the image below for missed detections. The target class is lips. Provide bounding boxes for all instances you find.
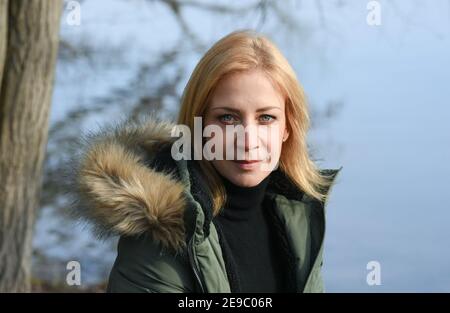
[232,159,263,170]
[233,160,261,164]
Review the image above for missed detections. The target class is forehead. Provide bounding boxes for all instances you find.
[209,69,285,110]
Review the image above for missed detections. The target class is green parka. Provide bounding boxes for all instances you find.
[70,117,342,293]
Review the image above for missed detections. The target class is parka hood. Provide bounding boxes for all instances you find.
[67,116,188,252]
[67,116,342,253]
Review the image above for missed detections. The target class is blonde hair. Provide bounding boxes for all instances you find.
[177,29,332,216]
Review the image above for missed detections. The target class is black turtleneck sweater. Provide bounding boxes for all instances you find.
[212,172,287,293]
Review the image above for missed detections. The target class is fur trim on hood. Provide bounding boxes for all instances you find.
[66,116,188,252]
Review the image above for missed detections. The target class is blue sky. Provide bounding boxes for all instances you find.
[38,0,450,291]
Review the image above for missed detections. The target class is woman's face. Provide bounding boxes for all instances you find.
[203,69,289,187]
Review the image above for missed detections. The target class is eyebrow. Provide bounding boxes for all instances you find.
[210,106,281,113]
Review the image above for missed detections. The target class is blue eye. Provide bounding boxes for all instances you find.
[260,114,275,123]
[218,114,237,124]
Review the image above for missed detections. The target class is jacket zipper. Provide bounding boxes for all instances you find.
[188,237,205,293]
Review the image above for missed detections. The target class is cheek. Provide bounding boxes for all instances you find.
[262,126,285,165]
[262,125,285,151]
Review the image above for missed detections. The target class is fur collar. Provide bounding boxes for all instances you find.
[67,116,188,252]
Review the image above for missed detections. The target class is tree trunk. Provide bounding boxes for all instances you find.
[0,0,7,84]
[0,0,62,292]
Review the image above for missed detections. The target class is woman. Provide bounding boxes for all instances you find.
[70,30,342,293]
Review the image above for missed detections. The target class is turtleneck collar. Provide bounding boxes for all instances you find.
[217,172,272,221]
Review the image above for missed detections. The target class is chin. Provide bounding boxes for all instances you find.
[213,161,267,186]
[232,179,257,187]
[230,172,265,187]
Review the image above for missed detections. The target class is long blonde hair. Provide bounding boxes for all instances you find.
[177,29,332,216]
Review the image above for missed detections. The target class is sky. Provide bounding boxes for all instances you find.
[36,0,450,291]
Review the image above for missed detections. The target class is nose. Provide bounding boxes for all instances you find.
[243,124,259,152]
[234,122,260,160]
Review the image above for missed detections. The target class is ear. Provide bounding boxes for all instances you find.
[282,128,289,142]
